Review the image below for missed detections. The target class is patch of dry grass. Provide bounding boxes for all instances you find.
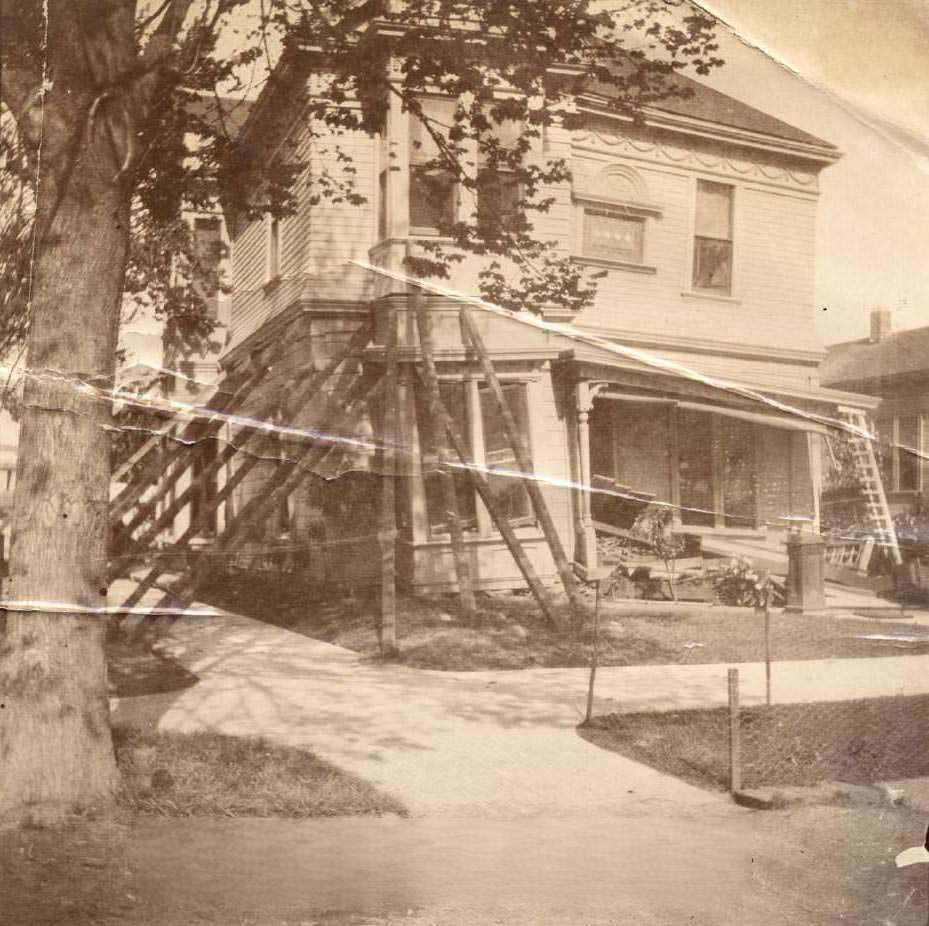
[199,571,929,671]
[581,694,929,791]
[113,727,406,818]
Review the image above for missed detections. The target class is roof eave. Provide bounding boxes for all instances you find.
[576,94,842,166]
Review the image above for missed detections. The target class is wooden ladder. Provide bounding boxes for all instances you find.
[836,406,902,566]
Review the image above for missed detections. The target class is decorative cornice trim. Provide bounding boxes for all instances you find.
[570,127,821,192]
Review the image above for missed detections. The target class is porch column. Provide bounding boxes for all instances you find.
[575,381,598,571]
[807,431,823,534]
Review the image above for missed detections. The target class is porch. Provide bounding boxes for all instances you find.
[559,346,881,588]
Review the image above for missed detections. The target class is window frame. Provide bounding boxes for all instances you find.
[882,414,923,494]
[409,165,458,237]
[408,96,459,238]
[264,213,281,285]
[572,193,658,273]
[418,376,537,540]
[690,178,736,297]
[580,205,646,265]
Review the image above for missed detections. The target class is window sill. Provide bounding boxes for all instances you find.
[408,231,456,242]
[681,289,741,305]
[422,526,542,546]
[572,255,657,275]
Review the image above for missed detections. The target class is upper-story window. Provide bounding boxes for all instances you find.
[476,117,523,238]
[410,98,457,236]
[192,216,224,319]
[573,164,659,271]
[582,207,644,263]
[265,214,281,283]
[693,180,734,294]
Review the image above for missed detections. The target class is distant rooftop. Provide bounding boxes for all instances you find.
[821,311,929,388]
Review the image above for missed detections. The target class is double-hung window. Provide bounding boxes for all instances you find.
[265,214,281,283]
[409,98,457,236]
[417,382,478,534]
[192,216,225,319]
[693,180,734,294]
[476,117,523,239]
[479,382,532,524]
[877,415,922,492]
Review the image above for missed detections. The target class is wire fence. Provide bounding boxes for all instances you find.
[726,666,929,794]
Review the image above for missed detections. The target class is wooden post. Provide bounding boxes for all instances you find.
[412,288,476,620]
[379,306,399,657]
[460,308,584,618]
[764,592,772,707]
[584,578,602,725]
[728,667,742,793]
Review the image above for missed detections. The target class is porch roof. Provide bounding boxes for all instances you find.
[558,342,881,427]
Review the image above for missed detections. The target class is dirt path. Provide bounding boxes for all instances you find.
[4,801,925,925]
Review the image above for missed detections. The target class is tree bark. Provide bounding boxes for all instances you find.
[0,17,133,816]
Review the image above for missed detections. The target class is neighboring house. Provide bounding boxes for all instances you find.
[821,310,929,514]
[219,44,877,593]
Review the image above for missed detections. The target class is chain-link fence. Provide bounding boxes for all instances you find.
[727,666,929,794]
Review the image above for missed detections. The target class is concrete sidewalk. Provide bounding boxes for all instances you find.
[112,592,929,818]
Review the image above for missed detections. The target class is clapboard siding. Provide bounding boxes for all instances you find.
[230,112,378,348]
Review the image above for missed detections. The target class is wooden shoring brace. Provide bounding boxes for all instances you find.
[112,379,223,484]
[110,359,270,525]
[459,307,584,619]
[412,291,477,620]
[110,322,374,569]
[122,370,382,615]
[378,306,400,657]
[410,365,561,629]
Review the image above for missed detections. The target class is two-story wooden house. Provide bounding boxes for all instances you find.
[219,45,878,593]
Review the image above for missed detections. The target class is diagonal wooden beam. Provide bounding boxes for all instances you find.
[460,306,584,617]
[412,291,476,619]
[109,359,269,523]
[110,322,374,562]
[410,368,562,630]
[121,369,382,614]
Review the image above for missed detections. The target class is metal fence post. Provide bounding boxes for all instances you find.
[728,667,742,793]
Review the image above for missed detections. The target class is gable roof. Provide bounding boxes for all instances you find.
[583,70,837,156]
[821,325,929,389]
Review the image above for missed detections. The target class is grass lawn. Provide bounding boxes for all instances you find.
[114,727,406,818]
[199,572,929,670]
[581,694,929,792]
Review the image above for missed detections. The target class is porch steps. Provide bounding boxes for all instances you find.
[836,406,902,567]
[700,535,788,575]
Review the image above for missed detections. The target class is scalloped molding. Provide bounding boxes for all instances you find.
[571,129,819,192]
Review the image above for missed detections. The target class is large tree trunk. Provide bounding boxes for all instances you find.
[0,48,132,818]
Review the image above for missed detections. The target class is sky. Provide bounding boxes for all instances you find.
[690,0,929,345]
